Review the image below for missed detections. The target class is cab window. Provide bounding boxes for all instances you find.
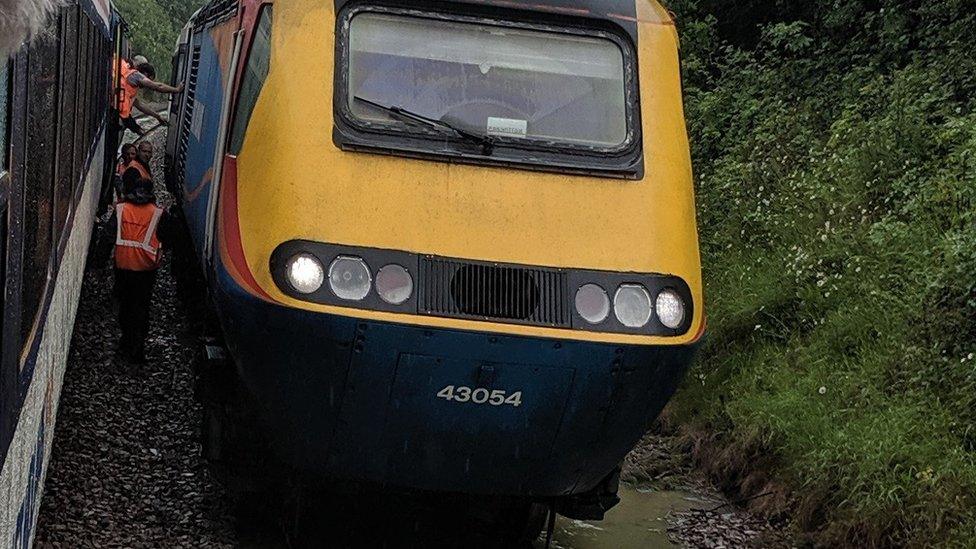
[346,12,629,150]
[229,6,273,155]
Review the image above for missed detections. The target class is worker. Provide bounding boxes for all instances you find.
[119,60,182,137]
[122,140,154,183]
[110,176,174,366]
[111,143,138,204]
[117,143,137,176]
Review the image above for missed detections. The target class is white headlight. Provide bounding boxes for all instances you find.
[656,289,686,330]
[614,284,653,328]
[328,256,372,301]
[575,284,610,324]
[285,253,325,294]
[375,264,413,305]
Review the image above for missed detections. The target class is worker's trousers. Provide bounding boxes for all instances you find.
[114,268,157,362]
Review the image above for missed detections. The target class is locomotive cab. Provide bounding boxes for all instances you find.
[170,0,703,522]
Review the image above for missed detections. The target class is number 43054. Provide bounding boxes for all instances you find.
[436,386,523,407]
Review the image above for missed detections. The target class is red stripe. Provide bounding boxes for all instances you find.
[219,156,274,301]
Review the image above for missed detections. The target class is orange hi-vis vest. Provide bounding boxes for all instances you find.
[113,55,124,110]
[123,159,150,180]
[115,203,163,271]
[119,59,139,118]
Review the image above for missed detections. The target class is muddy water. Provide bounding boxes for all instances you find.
[541,485,713,548]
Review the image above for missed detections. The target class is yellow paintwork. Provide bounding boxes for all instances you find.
[233,0,703,346]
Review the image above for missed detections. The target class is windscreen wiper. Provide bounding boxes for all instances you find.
[354,95,495,155]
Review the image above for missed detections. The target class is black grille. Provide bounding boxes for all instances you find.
[175,46,200,190]
[194,0,238,26]
[420,258,570,327]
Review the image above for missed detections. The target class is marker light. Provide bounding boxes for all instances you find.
[656,289,686,330]
[328,256,372,301]
[614,284,653,328]
[375,264,413,304]
[285,253,325,294]
[575,284,610,324]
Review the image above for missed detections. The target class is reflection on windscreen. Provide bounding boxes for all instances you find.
[348,13,628,148]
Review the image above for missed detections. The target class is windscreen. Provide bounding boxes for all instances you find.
[347,13,629,148]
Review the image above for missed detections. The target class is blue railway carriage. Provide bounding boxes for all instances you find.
[169,0,704,527]
[0,2,124,546]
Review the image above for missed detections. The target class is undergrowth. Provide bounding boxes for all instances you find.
[664,1,976,546]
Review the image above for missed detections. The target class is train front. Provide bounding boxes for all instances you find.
[212,0,703,511]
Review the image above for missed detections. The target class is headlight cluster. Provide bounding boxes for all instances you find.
[284,253,414,305]
[575,283,686,330]
[274,241,694,337]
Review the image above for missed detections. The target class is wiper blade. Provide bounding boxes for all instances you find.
[354,95,495,155]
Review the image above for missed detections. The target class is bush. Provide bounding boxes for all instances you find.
[665,0,976,545]
[114,0,203,82]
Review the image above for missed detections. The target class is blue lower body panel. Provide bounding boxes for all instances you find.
[214,279,695,498]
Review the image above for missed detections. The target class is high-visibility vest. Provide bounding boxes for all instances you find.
[119,60,139,118]
[123,159,151,180]
[115,203,163,271]
[113,55,125,111]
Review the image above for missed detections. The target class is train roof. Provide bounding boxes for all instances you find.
[189,0,673,41]
[334,0,673,39]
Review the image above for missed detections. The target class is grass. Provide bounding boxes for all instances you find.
[664,1,976,545]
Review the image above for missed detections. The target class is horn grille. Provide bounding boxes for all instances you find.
[420,258,570,328]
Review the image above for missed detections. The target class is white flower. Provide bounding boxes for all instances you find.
[818,386,827,395]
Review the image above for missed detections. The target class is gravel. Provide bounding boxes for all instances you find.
[34,124,239,548]
[34,252,239,548]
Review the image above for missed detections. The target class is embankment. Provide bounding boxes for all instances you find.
[664,0,976,546]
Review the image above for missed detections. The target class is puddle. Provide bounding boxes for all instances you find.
[539,485,712,548]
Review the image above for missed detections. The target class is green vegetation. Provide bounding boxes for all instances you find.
[114,0,204,81]
[107,0,975,544]
[665,0,976,545]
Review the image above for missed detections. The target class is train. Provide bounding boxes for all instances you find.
[0,1,127,546]
[168,0,704,535]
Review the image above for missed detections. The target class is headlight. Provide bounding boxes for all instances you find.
[575,284,610,324]
[375,264,413,305]
[328,256,372,301]
[285,253,324,294]
[655,289,686,330]
[614,284,652,328]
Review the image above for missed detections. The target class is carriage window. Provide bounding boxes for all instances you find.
[22,34,60,347]
[346,13,629,149]
[229,6,272,155]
